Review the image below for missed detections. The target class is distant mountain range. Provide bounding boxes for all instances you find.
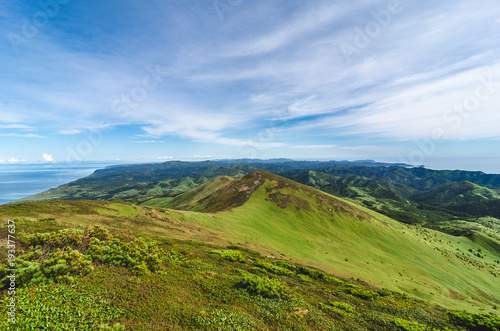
[20,159,500,240]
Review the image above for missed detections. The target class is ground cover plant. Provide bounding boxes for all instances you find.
[1,223,499,330]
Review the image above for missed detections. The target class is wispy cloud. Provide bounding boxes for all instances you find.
[0,133,44,138]
[291,145,339,149]
[1,1,500,162]
[136,140,165,144]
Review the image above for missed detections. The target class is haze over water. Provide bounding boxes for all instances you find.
[0,162,118,205]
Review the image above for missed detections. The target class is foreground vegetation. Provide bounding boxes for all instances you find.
[1,224,499,330]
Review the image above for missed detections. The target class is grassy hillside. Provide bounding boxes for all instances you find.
[284,170,500,240]
[1,200,499,330]
[19,160,500,242]
[153,171,500,313]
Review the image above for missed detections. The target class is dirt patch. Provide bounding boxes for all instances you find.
[449,290,465,300]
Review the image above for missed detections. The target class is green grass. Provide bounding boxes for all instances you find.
[2,224,498,330]
[157,172,500,314]
[1,171,499,317]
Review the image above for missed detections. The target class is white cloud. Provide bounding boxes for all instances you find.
[194,155,211,159]
[59,129,82,135]
[0,133,44,138]
[157,156,173,160]
[2,0,500,158]
[43,153,55,162]
[137,140,164,144]
[0,124,31,129]
[7,157,19,163]
[291,145,339,149]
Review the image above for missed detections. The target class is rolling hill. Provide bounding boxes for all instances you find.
[1,170,500,329]
[143,170,500,313]
[19,160,500,241]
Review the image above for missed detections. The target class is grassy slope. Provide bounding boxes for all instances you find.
[2,173,500,315]
[4,218,493,330]
[1,198,500,329]
[142,176,234,209]
[157,171,500,313]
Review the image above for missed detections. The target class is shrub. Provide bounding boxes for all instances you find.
[253,259,293,276]
[0,225,170,288]
[211,249,246,263]
[0,284,122,330]
[295,266,344,285]
[448,311,500,331]
[344,284,380,300]
[87,237,163,274]
[392,318,427,331]
[274,260,298,272]
[194,309,254,330]
[328,300,355,313]
[238,273,287,299]
[0,246,93,287]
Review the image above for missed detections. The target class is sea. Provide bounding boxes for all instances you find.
[0,162,121,205]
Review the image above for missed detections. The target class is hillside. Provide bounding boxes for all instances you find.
[412,181,500,205]
[20,160,500,204]
[20,160,500,241]
[1,198,500,330]
[283,170,500,239]
[143,170,500,313]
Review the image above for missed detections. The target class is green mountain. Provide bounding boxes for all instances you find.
[20,160,500,205]
[283,170,500,239]
[412,181,500,206]
[1,170,500,329]
[146,170,500,311]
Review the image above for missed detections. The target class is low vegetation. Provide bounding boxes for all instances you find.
[1,225,499,330]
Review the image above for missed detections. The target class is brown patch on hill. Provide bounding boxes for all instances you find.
[183,170,373,220]
[196,170,267,212]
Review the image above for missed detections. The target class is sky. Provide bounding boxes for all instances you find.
[1,0,500,172]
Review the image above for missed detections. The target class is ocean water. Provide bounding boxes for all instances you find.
[0,162,118,205]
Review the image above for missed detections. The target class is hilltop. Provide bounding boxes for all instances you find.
[19,160,500,241]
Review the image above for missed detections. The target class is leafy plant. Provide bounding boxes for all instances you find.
[211,249,246,263]
[238,272,288,299]
[0,284,122,330]
[448,311,500,331]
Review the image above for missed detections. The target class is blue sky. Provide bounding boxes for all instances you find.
[1,0,500,171]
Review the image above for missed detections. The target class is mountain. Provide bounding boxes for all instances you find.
[145,170,500,313]
[18,160,500,241]
[412,181,500,206]
[283,171,500,239]
[2,171,500,329]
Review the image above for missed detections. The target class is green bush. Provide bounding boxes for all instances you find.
[328,300,355,313]
[0,225,170,288]
[344,284,380,300]
[448,311,500,331]
[295,266,344,285]
[0,246,93,287]
[253,259,293,276]
[87,236,163,275]
[274,260,298,272]
[211,249,246,263]
[194,309,254,330]
[238,273,287,299]
[392,317,426,331]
